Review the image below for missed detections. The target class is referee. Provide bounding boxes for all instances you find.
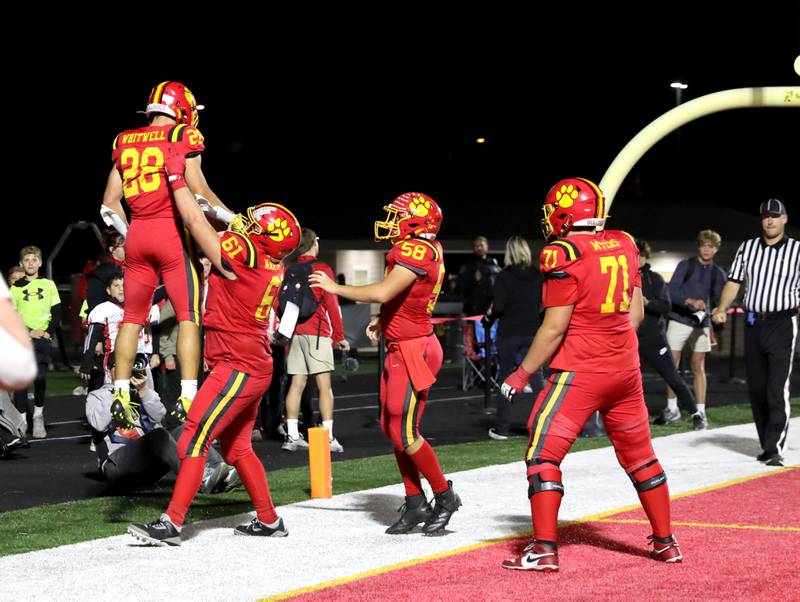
[712,198,799,467]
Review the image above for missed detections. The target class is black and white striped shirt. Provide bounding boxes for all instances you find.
[728,236,800,312]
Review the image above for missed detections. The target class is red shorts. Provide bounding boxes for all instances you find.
[123,217,201,325]
[380,334,443,450]
[525,368,656,476]
[177,363,272,462]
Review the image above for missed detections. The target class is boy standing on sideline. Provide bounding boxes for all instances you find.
[10,246,61,438]
[661,230,725,427]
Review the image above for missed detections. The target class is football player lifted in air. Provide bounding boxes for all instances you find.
[100,81,235,432]
[128,147,300,545]
[310,193,461,536]
[498,178,682,571]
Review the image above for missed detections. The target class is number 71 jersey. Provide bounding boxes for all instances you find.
[541,230,642,373]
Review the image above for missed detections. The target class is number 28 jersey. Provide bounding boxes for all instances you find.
[111,124,205,220]
[541,230,641,373]
[380,238,446,342]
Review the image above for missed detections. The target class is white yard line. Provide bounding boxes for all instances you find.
[2,419,797,602]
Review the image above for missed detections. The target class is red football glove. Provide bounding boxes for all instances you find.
[500,365,533,402]
[164,145,188,191]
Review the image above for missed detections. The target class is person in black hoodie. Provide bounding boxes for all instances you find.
[488,236,543,439]
[636,240,704,430]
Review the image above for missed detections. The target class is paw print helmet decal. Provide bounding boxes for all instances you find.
[229,202,301,260]
[541,178,606,241]
[374,192,443,241]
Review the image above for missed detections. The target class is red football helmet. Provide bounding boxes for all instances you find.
[229,203,301,260]
[374,192,443,241]
[541,178,606,240]
[145,81,204,127]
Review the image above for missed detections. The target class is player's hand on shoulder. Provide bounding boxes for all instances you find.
[309,270,335,292]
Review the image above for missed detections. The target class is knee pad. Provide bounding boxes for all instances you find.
[527,464,564,498]
[628,460,667,492]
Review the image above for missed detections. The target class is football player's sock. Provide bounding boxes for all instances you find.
[696,403,705,416]
[234,452,278,525]
[666,397,678,412]
[530,471,563,542]
[114,379,130,392]
[162,513,182,532]
[633,461,672,538]
[394,449,422,496]
[166,456,207,526]
[408,441,448,494]
[180,380,198,400]
[322,419,334,439]
[33,406,43,417]
[287,419,300,440]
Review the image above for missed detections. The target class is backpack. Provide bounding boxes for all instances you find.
[278,260,321,324]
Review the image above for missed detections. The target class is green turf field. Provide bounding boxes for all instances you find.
[1,399,796,557]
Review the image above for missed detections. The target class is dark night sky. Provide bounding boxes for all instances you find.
[6,6,800,276]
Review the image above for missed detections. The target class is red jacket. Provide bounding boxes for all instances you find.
[294,256,345,342]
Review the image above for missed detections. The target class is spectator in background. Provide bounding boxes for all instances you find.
[10,246,61,439]
[457,235,501,316]
[283,229,349,453]
[664,230,725,428]
[86,230,125,313]
[488,236,543,440]
[157,300,180,415]
[7,266,25,286]
[636,240,703,430]
[80,275,159,392]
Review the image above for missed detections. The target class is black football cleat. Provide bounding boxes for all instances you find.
[385,493,433,534]
[128,515,182,547]
[422,481,462,536]
[234,517,289,537]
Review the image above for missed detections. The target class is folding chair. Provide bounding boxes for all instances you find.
[461,320,500,391]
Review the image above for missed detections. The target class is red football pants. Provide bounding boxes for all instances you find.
[167,363,274,526]
[123,217,202,325]
[380,335,443,451]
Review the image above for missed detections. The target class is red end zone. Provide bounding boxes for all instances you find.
[286,467,800,601]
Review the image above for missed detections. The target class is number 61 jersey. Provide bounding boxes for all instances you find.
[541,230,642,373]
[203,231,284,374]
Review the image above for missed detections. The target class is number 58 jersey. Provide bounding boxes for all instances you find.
[380,238,445,342]
[541,230,642,373]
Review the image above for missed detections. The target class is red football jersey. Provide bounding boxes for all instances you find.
[111,123,205,220]
[380,238,446,342]
[203,231,284,374]
[541,230,642,373]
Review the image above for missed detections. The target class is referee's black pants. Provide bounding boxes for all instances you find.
[744,315,797,456]
[638,334,697,415]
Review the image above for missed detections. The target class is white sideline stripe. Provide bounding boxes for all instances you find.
[1,419,797,601]
[47,420,84,426]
